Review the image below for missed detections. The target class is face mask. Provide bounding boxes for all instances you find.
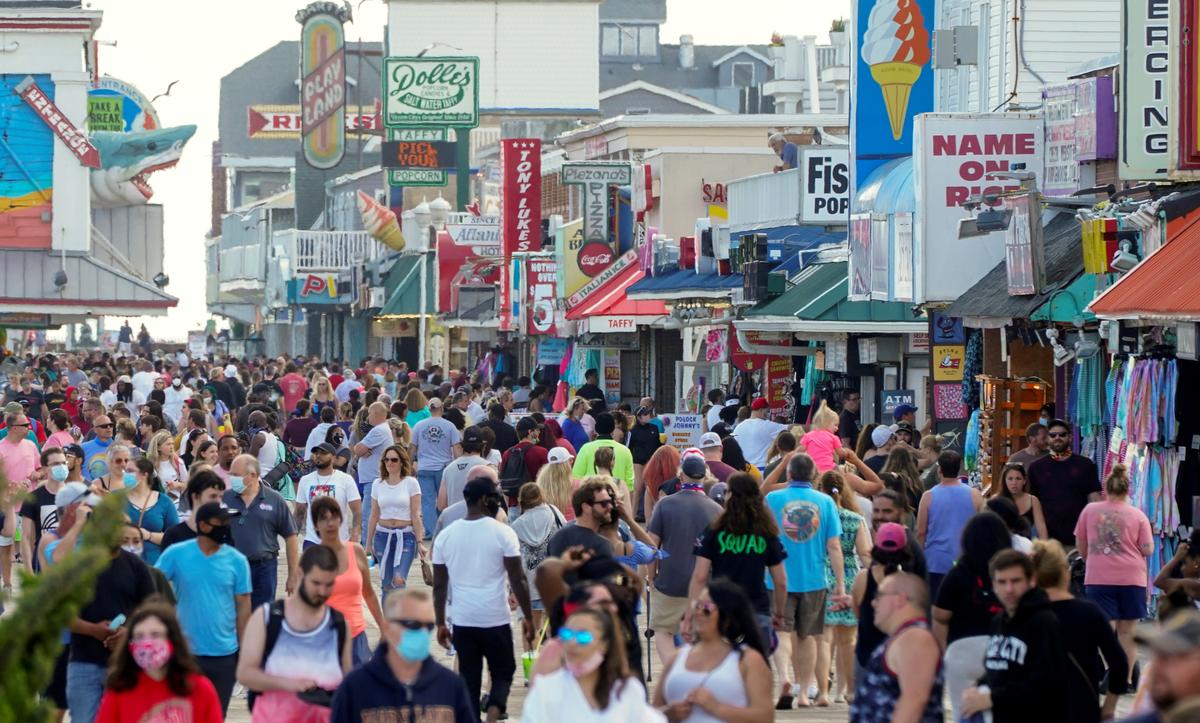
[123,472,138,488]
[228,475,246,494]
[129,639,173,671]
[50,464,69,482]
[201,524,233,545]
[396,628,432,662]
[564,650,605,678]
[121,543,143,556]
[172,380,182,388]
[1039,417,1050,426]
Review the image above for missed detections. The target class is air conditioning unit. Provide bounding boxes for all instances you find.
[368,286,385,308]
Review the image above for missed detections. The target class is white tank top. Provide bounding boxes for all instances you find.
[257,431,279,470]
[663,645,748,723]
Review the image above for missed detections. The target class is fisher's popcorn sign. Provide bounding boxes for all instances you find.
[383,57,479,128]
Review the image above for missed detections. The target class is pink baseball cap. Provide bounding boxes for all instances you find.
[875,522,907,552]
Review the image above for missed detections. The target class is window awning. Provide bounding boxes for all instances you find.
[565,261,667,321]
[737,260,925,334]
[1089,219,1200,321]
[626,268,744,300]
[376,253,435,318]
[0,249,176,317]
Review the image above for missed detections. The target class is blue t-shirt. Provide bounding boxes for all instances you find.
[156,540,251,656]
[81,437,112,479]
[765,482,842,593]
[560,418,589,452]
[127,492,180,564]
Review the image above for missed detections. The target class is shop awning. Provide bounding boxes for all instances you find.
[377,253,435,318]
[0,249,176,316]
[626,268,744,300]
[737,261,926,334]
[943,213,1082,327]
[565,261,667,326]
[1089,218,1200,321]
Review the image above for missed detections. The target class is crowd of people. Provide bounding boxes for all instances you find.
[0,347,1198,722]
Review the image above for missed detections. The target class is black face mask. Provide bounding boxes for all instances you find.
[200,523,232,545]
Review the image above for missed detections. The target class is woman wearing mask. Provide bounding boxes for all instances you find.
[523,607,658,721]
[1032,539,1128,723]
[95,601,222,723]
[312,497,385,665]
[93,444,134,496]
[656,579,773,722]
[930,512,1012,722]
[125,457,179,564]
[148,431,186,502]
[325,424,352,472]
[403,388,430,428]
[366,445,424,600]
[995,462,1048,539]
[1073,463,1153,690]
[817,470,871,705]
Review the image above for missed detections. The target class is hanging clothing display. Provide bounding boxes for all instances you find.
[960,330,982,409]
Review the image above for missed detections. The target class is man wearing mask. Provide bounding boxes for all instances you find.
[155,502,252,716]
[236,544,353,720]
[1027,419,1101,546]
[214,434,241,484]
[19,446,68,574]
[223,454,299,610]
[432,477,534,723]
[330,588,473,721]
[961,549,1069,722]
[160,469,226,551]
[162,375,192,427]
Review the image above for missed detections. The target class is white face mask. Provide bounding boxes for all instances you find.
[121,544,143,556]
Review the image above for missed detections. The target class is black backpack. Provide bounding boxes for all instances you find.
[248,600,348,711]
[500,442,533,497]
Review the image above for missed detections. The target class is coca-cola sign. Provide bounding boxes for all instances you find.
[577,241,614,276]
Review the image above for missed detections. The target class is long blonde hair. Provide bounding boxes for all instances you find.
[404,387,428,412]
[537,460,575,516]
[388,418,412,447]
[312,375,335,401]
[147,430,177,466]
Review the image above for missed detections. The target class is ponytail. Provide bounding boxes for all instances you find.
[1105,463,1130,498]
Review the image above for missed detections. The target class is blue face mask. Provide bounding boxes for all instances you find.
[122,471,138,488]
[396,628,432,662]
[228,475,246,494]
[50,464,69,482]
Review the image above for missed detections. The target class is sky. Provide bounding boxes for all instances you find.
[92,0,849,342]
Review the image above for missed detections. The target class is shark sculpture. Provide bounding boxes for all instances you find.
[89,124,197,207]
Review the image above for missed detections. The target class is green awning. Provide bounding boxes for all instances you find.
[739,261,925,334]
[1029,272,1111,324]
[378,253,435,317]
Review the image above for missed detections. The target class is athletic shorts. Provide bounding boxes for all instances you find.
[775,590,828,636]
[1086,584,1147,621]
[0,534,11,547]
[649,588,690,634]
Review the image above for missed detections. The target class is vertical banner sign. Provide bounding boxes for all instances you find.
[1120,0,1169,180]
[848,213,873,300]
[297,2,348,170]
[1042,84,1080,196]
[15,76,100,168]
[851,0,935,198]
[500,139,542,254]
[526,257,558,335]
[560,163,631,301]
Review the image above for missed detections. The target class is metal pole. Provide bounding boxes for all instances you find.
[455,129,470,210]
[418,229,428,368]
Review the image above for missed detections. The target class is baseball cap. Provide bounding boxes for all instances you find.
[871,425,896,448]
[895,421,916,433]
[62,443,85,460]
[516,416,542,435]
[698,432,722,449]
[635,406,653,418]
[194,501,239,526]
[724,398,740,408]
[875,522,907,552]
[750,398,769,411]
[547,447,573,465]
[893,404,918,420]
[681,447,704,460]
[224,365,238,378]
[462,426,484,445]
[681,455,708,480]
[428,397,444,409]
[54,481,90,509]
[310,442,337,456]
[1136,610,1200,655]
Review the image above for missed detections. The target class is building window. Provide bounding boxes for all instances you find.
[601,23,657,58]
[732,62,755,88]
[602,25,620,56]
[638,25,657,56]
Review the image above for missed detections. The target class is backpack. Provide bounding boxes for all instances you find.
[248,599,347,711]
[261,437,292,494]
[500,442,533,497]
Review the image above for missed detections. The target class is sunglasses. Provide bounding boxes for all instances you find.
[384,456,402,462]
[1047,432,1070,438]
[95,423,113,429]
[590,499,614,509]
[10,422,28,428]
[691,600,716,616]
[557,628,596,646]
[389,618,435,631]
[112,459,130,465]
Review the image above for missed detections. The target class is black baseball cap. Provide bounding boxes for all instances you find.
[194,502,238,526]
[310,442,337,455]
[462,426,484,445]
[681,455,708,480]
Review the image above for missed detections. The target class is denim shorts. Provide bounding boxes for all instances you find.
[1086,584,1147,621]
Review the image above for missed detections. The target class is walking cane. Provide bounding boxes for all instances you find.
[644,584,654,682]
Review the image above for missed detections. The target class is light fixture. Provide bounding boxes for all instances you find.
[429,194,451,228]
[975,208,1013,232]
[1110,240,1139,273]
[52,270,68,289]
[1047,328,1075,367]
[152,272,169,288]
[413,198,432,229]
[957,216,988,239]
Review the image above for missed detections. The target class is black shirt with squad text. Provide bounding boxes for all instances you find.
[695,527,786,615]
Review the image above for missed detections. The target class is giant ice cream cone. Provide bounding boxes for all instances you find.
[870,62,923,140]
[356,189,405,251]
[861,0,931,142]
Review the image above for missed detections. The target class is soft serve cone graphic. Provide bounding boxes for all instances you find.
[357,190,406,251]
[861,0,931,140]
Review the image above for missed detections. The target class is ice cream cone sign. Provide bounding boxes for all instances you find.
[356,189,405,252]
[861,0,931,140]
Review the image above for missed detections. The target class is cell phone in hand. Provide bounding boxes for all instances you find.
[109,614,126,630]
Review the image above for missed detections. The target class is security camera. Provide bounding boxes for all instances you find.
[52,270,68,289]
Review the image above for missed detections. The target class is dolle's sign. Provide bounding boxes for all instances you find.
[383,57,479,128]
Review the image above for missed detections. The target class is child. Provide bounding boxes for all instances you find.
[801,401,842,472]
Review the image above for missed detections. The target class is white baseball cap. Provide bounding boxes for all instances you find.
[224,364,238,378]
[698,432,723,449]
[871,424,896,448]
[547,447,573,465]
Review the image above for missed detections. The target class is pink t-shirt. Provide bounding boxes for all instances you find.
[45,430,75,451]
[1074,500,1153,587]
[800,428,841,472]
[0,438,40,490]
